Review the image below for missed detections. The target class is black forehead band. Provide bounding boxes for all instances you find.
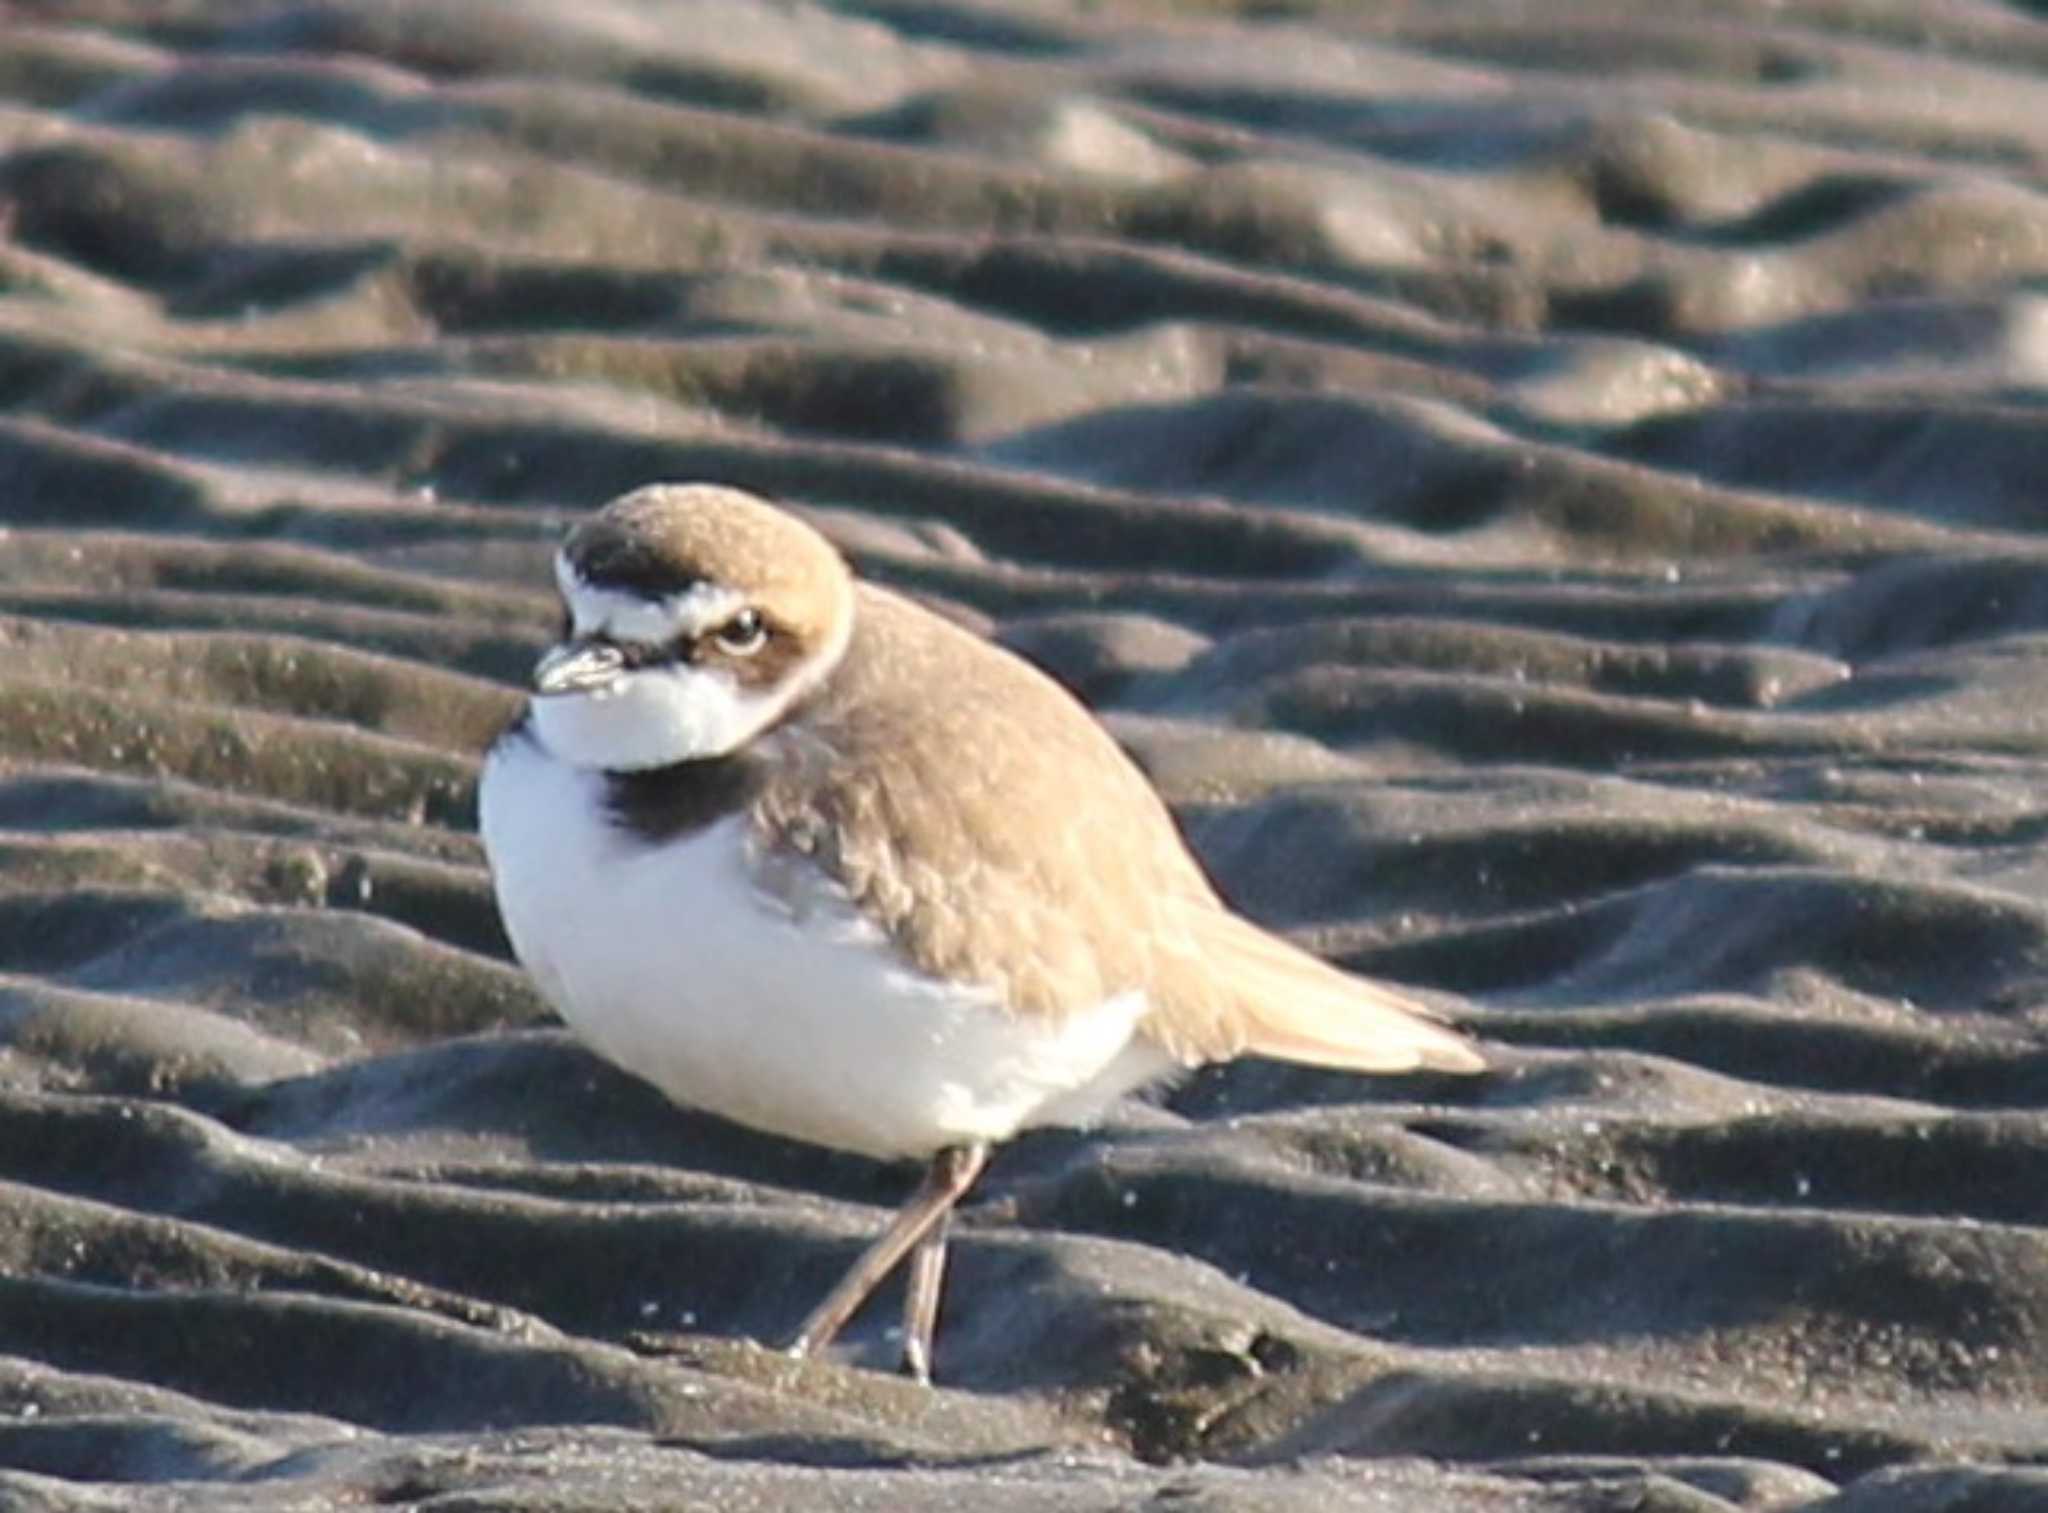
[566,534,701,601]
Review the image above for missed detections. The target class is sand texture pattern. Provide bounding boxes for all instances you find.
[4,1,2048,1508]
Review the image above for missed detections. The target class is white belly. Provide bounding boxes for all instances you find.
[478,730,1170,1160]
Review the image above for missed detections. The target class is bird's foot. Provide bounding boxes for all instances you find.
[898,1337,932,1386]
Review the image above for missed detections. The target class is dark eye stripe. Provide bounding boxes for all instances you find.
[587,619,780,673]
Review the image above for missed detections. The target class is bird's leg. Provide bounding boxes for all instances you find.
[787,1142,989,1372]
[898,1209,951,1384]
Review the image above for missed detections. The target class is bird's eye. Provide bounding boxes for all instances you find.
[714,608,768,656]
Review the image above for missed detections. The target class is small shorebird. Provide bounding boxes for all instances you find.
[479,482,1484,1382]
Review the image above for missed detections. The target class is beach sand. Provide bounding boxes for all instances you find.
[2,2,2047,1507]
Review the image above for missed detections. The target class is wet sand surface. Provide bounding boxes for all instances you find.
[3,1,2048,1507]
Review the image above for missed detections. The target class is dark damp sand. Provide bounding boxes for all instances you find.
[3,2,2048,1508]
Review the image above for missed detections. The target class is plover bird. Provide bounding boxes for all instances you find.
[479,482,1484,1382]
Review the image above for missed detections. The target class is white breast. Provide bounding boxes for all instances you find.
[478,727,1172,1161]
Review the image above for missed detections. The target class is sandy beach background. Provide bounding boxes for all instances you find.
[3,1,2048,1507]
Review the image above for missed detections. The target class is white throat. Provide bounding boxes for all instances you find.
[529,662,773,770]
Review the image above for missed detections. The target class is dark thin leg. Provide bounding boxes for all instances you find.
[899,1210,950,1384]
[787,1143,989,1370]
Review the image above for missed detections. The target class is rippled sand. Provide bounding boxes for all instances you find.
[4,3,2048,1508]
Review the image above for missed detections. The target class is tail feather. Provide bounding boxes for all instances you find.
[1201,910,1485,1075]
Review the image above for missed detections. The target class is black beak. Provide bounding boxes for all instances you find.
[532,638,625,696]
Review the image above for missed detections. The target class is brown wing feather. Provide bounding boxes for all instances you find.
[753,584,1482,1078]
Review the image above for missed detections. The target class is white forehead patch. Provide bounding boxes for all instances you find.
[555,553,744,645]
